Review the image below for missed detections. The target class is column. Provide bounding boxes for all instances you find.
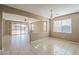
[0,10,2,50]
[49,19,51,37]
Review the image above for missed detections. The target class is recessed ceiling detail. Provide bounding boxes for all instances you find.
[5,4,79,18]
[3,12,40,23]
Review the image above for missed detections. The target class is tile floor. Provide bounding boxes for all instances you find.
[0,36,79,55]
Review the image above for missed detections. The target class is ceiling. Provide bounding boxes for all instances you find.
[5,4,79,18]
[3,12,40,23]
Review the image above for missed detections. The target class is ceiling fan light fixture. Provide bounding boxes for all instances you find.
[49,8,53,20]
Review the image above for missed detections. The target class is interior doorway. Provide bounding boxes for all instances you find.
[2,20,30,54]
[2,12,40,54]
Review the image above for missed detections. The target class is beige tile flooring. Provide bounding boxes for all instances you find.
[0,36,79,55]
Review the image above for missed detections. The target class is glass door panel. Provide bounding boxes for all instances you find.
[11,22,29,46]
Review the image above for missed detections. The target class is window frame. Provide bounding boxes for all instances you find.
[53,18,72,33]
[12,23,28,35]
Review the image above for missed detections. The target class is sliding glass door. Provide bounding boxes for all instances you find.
[11,22,29,46]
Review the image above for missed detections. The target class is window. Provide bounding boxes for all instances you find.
[43,21,47,32]
[31,23,34,31]
[53,18,72,33]
[12,23,27,35]
[11,23,28,45]
[29,23,34,32]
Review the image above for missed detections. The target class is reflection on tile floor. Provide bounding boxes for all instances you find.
[0,36,79,55]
